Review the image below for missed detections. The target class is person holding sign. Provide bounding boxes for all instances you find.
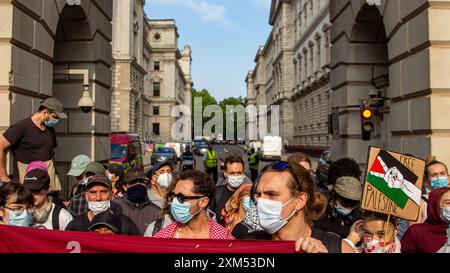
[400,187,450,253]
[345,211,401,253]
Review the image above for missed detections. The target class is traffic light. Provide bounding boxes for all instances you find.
[360,104,374,141]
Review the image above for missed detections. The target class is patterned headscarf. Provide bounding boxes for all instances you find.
[243,202,264,231]
[221,183,252,230]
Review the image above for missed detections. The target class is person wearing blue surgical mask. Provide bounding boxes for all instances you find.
[314,176,363,239]
[408,160,450,227]
[254,161,355,253]
[153,170,234,239]
[0,182,34,227]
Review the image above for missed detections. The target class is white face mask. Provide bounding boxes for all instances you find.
[88,200,110,215]
[157,173,173,189]
[257,197,296,234]
[227,175,245,189]
[441,206,450,224]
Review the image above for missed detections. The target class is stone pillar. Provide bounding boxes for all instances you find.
[330,0,450,167]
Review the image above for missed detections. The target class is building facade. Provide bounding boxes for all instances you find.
[249,0,450,166]
[330,0,450,166]
[147,19,192,143]
[247,0,331,155]
[0,0,113,198]
[111,0,148,139]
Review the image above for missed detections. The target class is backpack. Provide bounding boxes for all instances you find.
[151,217,164,236]
[51,205,63,230]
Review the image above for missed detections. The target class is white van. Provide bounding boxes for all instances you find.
[261,136,282,161]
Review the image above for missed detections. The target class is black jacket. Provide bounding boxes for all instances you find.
[112,197,161,235]
[313,204,362,238]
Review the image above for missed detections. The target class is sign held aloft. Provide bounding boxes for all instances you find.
[361,147,425,221]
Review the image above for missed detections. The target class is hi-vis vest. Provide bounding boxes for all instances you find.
[205,150,218,168]
[249,153,259,170]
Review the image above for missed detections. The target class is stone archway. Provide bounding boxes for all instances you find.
[330,0,450,166]
[330,3,389,165]
[51,1,113,199]
[0,0,112,198]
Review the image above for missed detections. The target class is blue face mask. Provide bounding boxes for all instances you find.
[242,196,254,212]
[45,118,59,128]
[7,209,33,227]
[170,198,201,224]
[335,203,352,217]
[431,176,449,189]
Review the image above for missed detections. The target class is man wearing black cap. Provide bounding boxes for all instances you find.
[0,98,67,193]
[88,211,122,235]
[23,169,73,230]
[65,174,140,235]
[112,169,161,235]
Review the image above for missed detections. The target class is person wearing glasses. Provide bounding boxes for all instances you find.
[153,170,234,239]
[254,161,355,253]
[0,182,34,227]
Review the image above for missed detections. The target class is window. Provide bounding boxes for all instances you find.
[316,37,322,70]
[154,61,160,71]
[154,32,161,41]
[153,123,160,136]
[325,31,330,64]
[153,105,160,115]
[153,82,160,97]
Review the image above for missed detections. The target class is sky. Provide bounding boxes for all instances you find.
[144,0,273,102]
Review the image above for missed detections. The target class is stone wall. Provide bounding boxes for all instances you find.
[330,0,450,166]
[0,0,113,199]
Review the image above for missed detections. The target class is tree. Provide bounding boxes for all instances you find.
[191,89,218,138]
[219,96,247,140]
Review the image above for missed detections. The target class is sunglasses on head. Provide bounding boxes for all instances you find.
[168,192,206,204]
[260,161,302,188]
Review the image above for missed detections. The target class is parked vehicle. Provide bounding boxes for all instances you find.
[316,149,332,186]
[151,147,177,165]
[109,132,143,172]
[194,139,209,155]
[165,143,181,160]
[261,136,282,161]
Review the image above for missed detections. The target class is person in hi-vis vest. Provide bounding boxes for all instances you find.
[203,143,218,184]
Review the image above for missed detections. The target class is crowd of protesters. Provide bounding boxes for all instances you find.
[0,98,449,253]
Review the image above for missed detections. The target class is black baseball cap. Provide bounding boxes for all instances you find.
[88,211,122,234]
[23,169,50,191]
[124,169,148,184]
[86,174,112,190]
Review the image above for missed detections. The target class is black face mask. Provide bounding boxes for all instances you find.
[126,184,148,204]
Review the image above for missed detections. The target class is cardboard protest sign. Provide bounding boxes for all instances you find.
[361,147,425,221]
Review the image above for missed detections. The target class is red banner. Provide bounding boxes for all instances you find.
[0,225,296,253]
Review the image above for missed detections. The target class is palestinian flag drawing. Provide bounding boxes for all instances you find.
[367,150,421,209]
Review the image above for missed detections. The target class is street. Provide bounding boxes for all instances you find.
[145,144,318,180]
